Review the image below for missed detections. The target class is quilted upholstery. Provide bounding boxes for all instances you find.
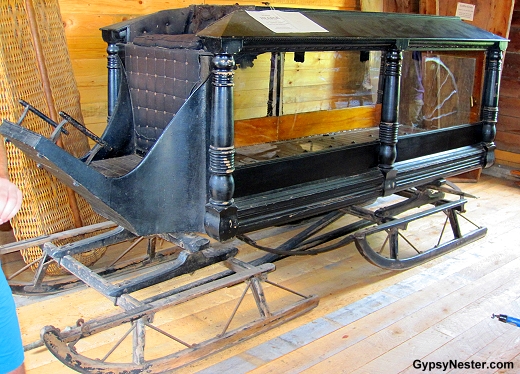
[125,36,209,154]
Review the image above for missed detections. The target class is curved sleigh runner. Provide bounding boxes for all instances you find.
[0,4,507,372]
[236,184,486,271]
[351,187,486,270]
[40,258,318,374]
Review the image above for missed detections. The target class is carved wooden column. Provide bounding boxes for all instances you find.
[204,54,238,241]
[106,41,121,120]
[378,46,402,195]
[101,27,126,122]
[480,46,503,168]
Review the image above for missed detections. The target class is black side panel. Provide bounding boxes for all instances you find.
[0,80,211,236]
[88,68,135,160]
[234,142,379,197]
[233,122,483,198]
[396,123,483,162]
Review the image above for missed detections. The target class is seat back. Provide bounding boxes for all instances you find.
[124,34,210,155]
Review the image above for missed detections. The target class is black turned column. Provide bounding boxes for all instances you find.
[378,47,402,195]
[480,47,503,168]
[204,54,238,241]
[106,42,121,120]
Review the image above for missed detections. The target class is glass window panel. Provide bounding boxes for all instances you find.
[399,51,477,130]
[233,51,381,120]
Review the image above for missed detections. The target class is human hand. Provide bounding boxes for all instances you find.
[0,177,22,225]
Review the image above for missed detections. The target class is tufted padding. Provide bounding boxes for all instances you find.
[114,4,249,156]
[125,37,210,154]
[129,9,190,38]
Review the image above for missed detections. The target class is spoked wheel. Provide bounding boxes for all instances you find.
[1,222,180,295]
[353,197,487,270]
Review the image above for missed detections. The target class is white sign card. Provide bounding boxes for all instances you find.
[246,10,328,33]
[455,2,476,21]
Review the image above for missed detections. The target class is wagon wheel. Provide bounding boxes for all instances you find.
[1,223,177,295]
[422,56,460,129]
[6,238,167,295]
[354,198,486,270]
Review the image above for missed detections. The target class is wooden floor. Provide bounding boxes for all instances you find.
[7,173,520,373]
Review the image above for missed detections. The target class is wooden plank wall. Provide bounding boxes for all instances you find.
[420,0,513,37]
[497,2,520,165]
[57,0,360,138]
[234,51,371,120]
[419,0,517,167]
[233,48,380,146]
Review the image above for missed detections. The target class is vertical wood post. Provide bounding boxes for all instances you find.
[267,52,284,117]
[378,46,402,195]
[480,45,503,168]
[133,319,146,365]
[106,42,121,120]
[377,51,387,105]
[204,54,238,241]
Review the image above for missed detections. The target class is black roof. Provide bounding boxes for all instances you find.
[196,8,508,53]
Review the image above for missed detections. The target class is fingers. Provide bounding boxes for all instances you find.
[0,178,22,224]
